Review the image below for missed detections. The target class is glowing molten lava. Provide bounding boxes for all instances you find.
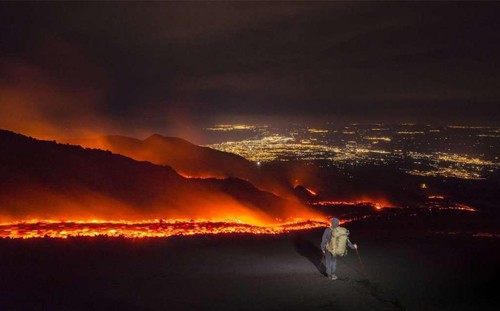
[431,203,477,212]
[304,187,318,196]
[0,218,329,239]
[311,199,394,210]
[428,195,446,200]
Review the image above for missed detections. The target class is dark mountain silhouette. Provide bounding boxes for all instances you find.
[65,134,300,198]
[0,130,313,221]
[66,134,256,180]
[62,133,499,211]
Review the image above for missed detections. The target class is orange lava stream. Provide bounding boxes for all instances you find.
[304,187,317,196]
[436,204,477,212]
[428,195,446,199]
[311,200,392,210]
[0,218,330,239]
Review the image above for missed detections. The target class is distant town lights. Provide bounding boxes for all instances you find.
[205,123,498,180]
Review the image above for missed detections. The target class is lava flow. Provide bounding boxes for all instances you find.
[311,199,394,210]
[0,218,330,239]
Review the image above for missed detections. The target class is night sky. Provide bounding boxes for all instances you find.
[1,2,499,136]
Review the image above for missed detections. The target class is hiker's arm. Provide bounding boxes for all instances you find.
[320,229,330,252]
[347,238,357,250]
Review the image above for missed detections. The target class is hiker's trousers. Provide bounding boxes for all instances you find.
[325,252,337,276]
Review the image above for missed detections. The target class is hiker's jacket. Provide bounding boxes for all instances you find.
[321,217,355,253]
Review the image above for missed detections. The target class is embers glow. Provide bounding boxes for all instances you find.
[434,231,500,238]
[472,232,500,238]
[304,187,318,196]
[0,218,329,239]
[423,201,477,212]
[428,195,445,199]
[437,204,477,212]
[176,172,220,179]
[311,200,393,210]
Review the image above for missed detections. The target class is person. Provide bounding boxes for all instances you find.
[320,217,357,280]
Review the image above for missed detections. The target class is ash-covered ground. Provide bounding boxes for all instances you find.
[1,209,499,311]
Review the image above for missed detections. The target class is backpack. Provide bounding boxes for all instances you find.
[326,226,349,256]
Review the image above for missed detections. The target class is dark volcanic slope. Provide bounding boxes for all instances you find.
[66,134,303,198]
[1,212,499,311]
[0,130,303,221]
[67,134,256,179]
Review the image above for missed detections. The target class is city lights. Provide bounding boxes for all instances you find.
[206,123,499,180]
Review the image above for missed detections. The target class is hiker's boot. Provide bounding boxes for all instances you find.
[329,274,338,280]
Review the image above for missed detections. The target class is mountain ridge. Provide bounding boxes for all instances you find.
[65,133,255,179]
[0,129,317,222]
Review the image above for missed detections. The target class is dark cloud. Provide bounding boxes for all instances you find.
[0,2,499,131]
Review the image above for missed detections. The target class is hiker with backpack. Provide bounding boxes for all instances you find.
[320,217,358,280]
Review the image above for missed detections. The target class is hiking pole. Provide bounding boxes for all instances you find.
[353,247,370,279]
[355,247,365,269]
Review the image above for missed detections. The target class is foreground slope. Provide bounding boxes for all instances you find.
[1,210,499,311]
